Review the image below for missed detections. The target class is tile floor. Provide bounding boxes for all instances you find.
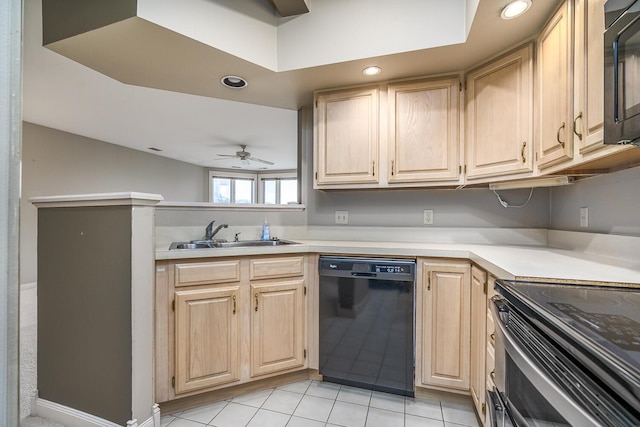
[161,380,480,427]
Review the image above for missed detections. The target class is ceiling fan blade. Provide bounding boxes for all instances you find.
[248,156,274,165]
[215,154,237,158]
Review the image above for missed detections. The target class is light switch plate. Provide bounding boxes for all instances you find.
[335,210,349,225]
[580,207,588,228]
[423,209,434,225]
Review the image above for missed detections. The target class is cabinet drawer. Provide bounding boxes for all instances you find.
[175,261,241,287]
[250,256,304,280]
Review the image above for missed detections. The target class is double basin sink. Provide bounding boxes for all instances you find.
[169,239,298,250]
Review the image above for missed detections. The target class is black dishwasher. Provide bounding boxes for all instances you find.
[318,257,416,396]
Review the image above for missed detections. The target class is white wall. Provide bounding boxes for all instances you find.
[549,165,640,236]
[1,0,21,424]
[21,122,209,284]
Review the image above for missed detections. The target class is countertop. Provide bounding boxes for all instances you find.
[156,239,640,286]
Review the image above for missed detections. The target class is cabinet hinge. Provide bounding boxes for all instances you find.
[304,286,307,296]
[483,280,488,295]
[172,300,175,312]
[315,172,318,180]
[535,152,538,161]
[171,376,175,388]
[304,349,307,359]
[459,82,463,91]
[315,100,318,108]
[481,403,486,415]
[459,165,462,174]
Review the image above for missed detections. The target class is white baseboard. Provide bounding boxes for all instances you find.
[35,398,160,427]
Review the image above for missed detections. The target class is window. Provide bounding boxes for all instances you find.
[209,170,298,205]
[210,171,256,204]
[260,173,298,205]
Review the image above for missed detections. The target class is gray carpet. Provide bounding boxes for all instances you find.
[20,416,65,427]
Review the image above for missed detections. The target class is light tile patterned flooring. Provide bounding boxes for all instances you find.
[161,380,480,427]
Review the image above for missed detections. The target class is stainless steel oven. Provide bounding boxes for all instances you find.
[605,0,640,146]
[489,280,640,427]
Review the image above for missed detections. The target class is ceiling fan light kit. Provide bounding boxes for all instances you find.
[214,145,275,166]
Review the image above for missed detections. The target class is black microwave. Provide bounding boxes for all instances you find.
[605,0,640,146]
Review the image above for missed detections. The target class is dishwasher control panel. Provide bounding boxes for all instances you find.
[319,257,415,281]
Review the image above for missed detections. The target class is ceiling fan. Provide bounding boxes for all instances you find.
[214,145,274,165]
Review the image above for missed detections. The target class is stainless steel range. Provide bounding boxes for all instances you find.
[490,280,640,426]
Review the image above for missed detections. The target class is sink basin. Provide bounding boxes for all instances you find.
[169,242,214,250]
[211,239,297,248]
[169,239,298,250]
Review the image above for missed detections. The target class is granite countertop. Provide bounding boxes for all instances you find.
[155,239,640,287]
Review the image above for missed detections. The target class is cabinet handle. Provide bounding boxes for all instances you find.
[573,112,583,140]
[255,293,258,311]
[490,370,496,382]
[427,275,431,291]
[232,295,236,315]
[372,161,375,177]
[521,141,526,164]
[490,332,495,341]
[556,122,565,148]
[391,160,394,176]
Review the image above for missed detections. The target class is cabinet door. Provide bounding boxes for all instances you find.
[315,88,379,186]
[420,261,470,391]
[466,45,534,179]
[537,0,573,168]
[574,0,604,154]
[251,279,305,377]
[470,266,488,420]
[388,77,460,183]
[174,286,240,394]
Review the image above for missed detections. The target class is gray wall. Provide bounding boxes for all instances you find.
[21,122,209,284]
[306,187,550,228]
[549,165,640,236]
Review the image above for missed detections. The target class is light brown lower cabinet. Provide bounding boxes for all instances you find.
[174,286,240,394]
[155,255,308,403]
[251,279,306,377]
[470,266,488,420]
[417,259,471,391]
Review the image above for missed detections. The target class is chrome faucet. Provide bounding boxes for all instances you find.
[205,221,215,240]
[205,221,228,240]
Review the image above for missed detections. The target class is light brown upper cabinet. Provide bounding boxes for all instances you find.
[465,44,534,180]
[388,77,461,183]
[573,0,604,154]
[537,0,574,169]
[314,87,379,187]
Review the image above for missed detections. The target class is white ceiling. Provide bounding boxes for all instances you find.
[22,0,561,171]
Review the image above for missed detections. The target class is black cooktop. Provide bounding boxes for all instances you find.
[495,279,640,405]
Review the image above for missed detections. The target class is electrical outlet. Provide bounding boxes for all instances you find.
[423,209,434,225]
[335,210,349,225]
[580,207,588,228]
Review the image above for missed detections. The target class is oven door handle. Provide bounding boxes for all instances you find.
[486,389,501,427]
[491,300,601,427]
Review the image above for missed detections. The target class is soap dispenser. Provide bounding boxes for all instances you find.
[261,218,270,241]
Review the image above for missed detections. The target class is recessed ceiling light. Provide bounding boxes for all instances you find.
[221,75,248,89]
[363,66,382,76]
[501,0,532,20]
